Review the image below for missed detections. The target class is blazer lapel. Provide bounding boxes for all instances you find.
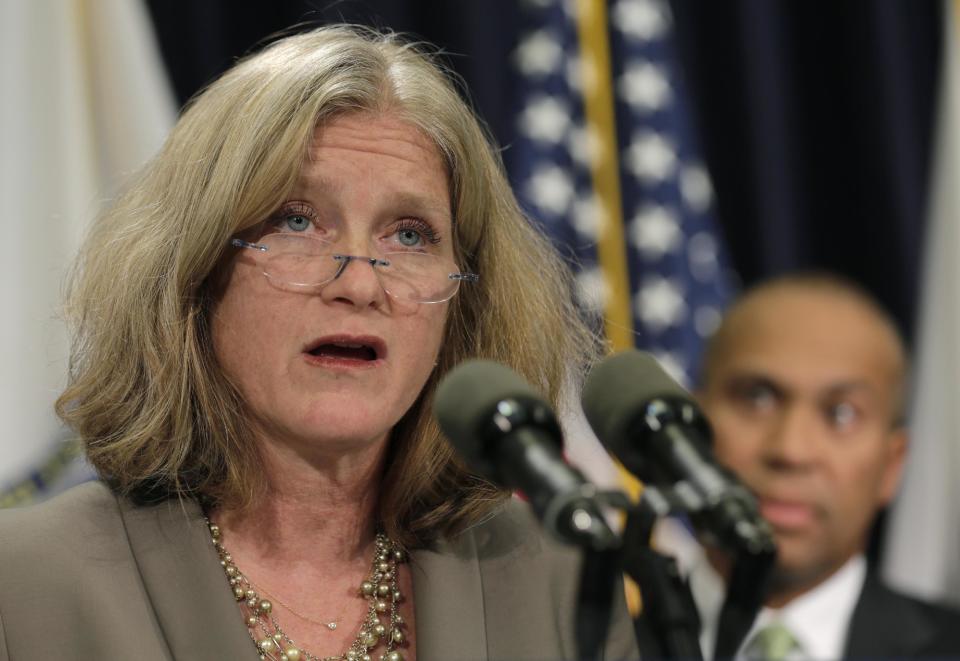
[120,495,492,661]
[411,528,488,660]
[119,497,259,660]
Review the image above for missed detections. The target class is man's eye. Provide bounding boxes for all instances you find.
[742,384,775,410]
[826,402,859,430]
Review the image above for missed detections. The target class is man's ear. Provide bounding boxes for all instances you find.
[878,427,908,507]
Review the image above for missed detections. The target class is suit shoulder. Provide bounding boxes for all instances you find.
[887,584,960,654]
[850,576,960,656]
[0,481,125,565]
[873,581,960,624]
[466,496,579,564]
[889,586,960,632]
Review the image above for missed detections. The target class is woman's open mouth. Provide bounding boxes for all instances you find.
[302,335,386,367]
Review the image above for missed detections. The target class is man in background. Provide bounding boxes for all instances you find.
[687,273,960,658]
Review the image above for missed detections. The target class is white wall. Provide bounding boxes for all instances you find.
[0,0,175,489]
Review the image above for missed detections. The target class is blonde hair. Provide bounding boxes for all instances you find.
[57,25,600,547]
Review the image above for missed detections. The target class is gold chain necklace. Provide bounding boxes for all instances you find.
[208,520,408,661]
[248,581,341,631]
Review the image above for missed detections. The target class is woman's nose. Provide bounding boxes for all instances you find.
[319,254,387,309]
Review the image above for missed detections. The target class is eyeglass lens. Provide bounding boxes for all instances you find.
[257,233,468,303]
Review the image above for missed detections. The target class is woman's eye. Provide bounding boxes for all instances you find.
[284,215,311,232]
[266,202,317,234]
[390,219,440,249]
[397,228,423,247]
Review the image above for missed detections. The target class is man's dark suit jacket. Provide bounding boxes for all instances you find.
[634,566,960,658]
[845,574,960,658]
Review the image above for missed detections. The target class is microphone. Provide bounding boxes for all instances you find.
[582,350,774,554]
[434,360,620,551]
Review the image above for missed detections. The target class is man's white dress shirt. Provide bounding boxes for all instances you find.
[656,518,867,660]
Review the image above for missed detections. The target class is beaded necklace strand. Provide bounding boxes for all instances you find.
[208,520,408,661]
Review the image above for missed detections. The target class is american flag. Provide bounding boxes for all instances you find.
[508,0,735,388]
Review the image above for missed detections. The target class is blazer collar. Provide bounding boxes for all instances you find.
[411,527,488,660]
[118,496,259,660]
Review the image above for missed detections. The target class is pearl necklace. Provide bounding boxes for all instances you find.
[208,520,408,661]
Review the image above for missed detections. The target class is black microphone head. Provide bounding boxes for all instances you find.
[584,351,775,555]
[582,350,688,440]
[581,350,693,475]
[435,360,620,551]
[433,360,560,481]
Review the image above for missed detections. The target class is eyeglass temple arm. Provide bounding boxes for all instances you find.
[230,238,268,252]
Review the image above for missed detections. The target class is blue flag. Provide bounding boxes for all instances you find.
[509,0,735,387]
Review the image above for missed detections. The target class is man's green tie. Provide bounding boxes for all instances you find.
[747,621,799,660]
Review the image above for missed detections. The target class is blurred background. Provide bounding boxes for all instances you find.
[2,0,957,608]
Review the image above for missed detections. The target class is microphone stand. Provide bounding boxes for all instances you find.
[574,490,632,661]
[617,483,776,660]
[620,486,704,660]
[685,487,777,659]
[712,542,776,659]
[570,487,775,660]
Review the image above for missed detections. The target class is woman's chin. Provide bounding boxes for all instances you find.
[267,414,393,459]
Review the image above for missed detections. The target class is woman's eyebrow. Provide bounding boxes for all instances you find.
[383,190,451,218]
[310,181,450,220]
[301,175,448,215]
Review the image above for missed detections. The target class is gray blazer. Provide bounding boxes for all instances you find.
[0,482,639,660]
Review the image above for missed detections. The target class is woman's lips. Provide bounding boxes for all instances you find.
[303,352,382,369]
[759,498,816,529]
[301,335,386,369]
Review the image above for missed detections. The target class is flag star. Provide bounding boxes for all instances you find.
[518,96,571,144]
[635,276,687,332]
[625,131,677,183]
[618,61,672,112]
[687,231,720,282]
[569,124,603,167]
[630,205,681,258]
[680,164,714,213]
[573,194,606,239]
[514,30,565,77]
[611,0,669,42]
[525,165,576,216]
[694,305,723,338]
[652,351,688,387]
[569,52,600,95]
[575,267,609,315]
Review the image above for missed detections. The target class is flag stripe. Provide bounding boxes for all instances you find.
[574,0,635,351]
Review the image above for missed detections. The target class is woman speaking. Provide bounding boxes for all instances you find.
[0,26,638,661]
